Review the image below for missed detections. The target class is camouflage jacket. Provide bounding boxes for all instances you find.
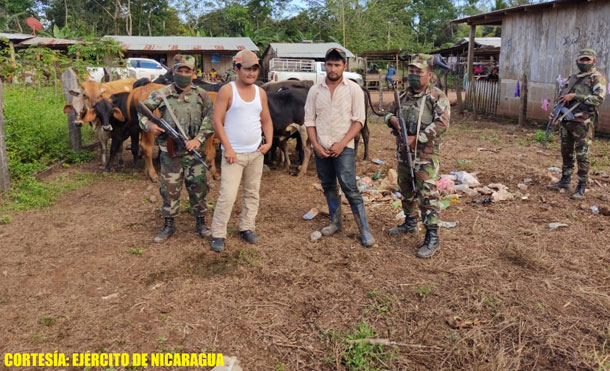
[223,69,237,82]
[561,68,607,123]
[384,85,450,158]
[140,83,214,152]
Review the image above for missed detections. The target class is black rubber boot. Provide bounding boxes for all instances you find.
[571,180,586,199]
[416,227,440,259]
[548,174,571,189]
[321,192,342,236]
[153,217,175,243]
[239,230,260,244]
[210,237,225,252]
[350,203,375,247]
[196,216,211,237]
[388,216,418,235]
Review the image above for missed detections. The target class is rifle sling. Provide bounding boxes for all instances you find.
[161,93,189,139]
[413,94,427,159]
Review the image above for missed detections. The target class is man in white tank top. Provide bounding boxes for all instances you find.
[209,50,273,252]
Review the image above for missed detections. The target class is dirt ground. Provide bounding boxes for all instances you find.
[1,112,609,370]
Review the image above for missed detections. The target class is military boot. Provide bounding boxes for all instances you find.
[196,216,211,237]
[388,216,418,235]
[351,203,376,247]
[547,174,571,189]
[571,180,586,199]
[153,217,175,243]
[416,227,440,259]
[321,193,342,236]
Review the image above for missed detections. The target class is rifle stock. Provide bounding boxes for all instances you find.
[392,82,416,191]
[137,102,211,171]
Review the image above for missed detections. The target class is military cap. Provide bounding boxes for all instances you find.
[174,55,196,70]
[409,53,434,70]
[578,48,597,59]
[325,47,347,62]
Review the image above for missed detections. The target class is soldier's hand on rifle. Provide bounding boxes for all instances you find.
[559,93,576,103]
[185,138,202,152]
[407,136,416,149]
[149,123,165,137]
[389,117,401,135]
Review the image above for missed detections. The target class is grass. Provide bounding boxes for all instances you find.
[37,316,56,326]
[343,323,391,370]
[414,283,435,299]
[3,84,96,180]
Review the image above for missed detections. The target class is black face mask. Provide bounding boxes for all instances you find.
[174,73,192,88]
[577,62,593,73]
[408,74,422,89]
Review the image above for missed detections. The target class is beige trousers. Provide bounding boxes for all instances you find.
[211,151,264,238]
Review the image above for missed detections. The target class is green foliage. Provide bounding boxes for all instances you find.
[0,215,11,224]
[3,84,95,180]
[533,129,553,144]
[38,315,56,326]
[128,248,144,255]
[414,283,434,299]
[344,323,389,370]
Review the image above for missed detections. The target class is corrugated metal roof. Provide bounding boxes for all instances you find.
[104,36,259,52]
[268,42,355,58]
[17,37,82,46]
[456,37,501,48]
[452,0,589,25]
[0,32,34,41]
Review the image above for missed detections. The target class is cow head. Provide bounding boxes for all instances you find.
[63,88,86,126]
[93,97,125,132]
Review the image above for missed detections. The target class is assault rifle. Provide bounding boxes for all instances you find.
[391,82,416,191]
[542,101,578,148]
[137,102,211,171]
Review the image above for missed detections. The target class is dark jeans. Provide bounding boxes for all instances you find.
[314,147,363,208]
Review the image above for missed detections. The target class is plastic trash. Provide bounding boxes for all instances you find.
[393,191,403,200]
[372,158,384,164]
[391,200,401,210]
[453,184,470,192]
[590,206,599,215]
[440,200,451,210]
[549,222,568,231]
[303,208,319,220]
[361,177,374,185]
[440,221,458,228]
[310,231,322,242]
[548,167,562,173]
[372,170,381,181]
[451,171,480,187]
[437,177,455,191]
[395,210,405,220]
[523,178,533,184]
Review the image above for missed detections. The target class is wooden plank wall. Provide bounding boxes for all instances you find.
[497,1,610,131]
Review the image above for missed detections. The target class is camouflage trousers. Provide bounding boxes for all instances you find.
[159,151,208,218]
[397,155,441,227]
[559,120,592,182]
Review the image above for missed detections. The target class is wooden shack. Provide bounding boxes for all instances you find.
[453,0,610,132]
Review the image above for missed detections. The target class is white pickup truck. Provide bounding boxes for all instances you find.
[86,58,169,82]
[268,58,364,86]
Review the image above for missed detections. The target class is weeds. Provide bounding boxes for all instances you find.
[38,316,56,326]
[344,323,391,370]
[0,215,10,224]
[414,283,435,299]
[127,248,143,255]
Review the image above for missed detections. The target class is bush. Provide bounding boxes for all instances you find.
[3,84,95,179]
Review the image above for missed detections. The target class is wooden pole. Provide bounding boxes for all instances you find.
[0,80,11,192]
[455,74,464,115]
[61,68,82,151]
[518,74,528,127]
[467,24,475,83]
[378,70,383,111]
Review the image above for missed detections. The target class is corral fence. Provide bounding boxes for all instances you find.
[465,79,500,115]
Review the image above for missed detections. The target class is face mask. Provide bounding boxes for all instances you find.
[174,73,192,88]
[408,74,422,89]
[577,62,593,73]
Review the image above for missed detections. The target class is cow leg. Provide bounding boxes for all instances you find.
[140,130,158,182]
[296,124,311,177]
[130,131,140,171]
[354,133,361,160]
[105,136,123,173]
[117,141,124,166]
[278,139,290,169]
[98,128,111,167]
[361,121,370,161]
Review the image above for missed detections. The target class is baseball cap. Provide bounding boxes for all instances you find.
[578,48,597,60]
[174,55,196,70]
[408,53,434,70]
[325,47,347,62]
[233,50,260,68]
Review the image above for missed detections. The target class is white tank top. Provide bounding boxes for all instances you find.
[223,82,262,153]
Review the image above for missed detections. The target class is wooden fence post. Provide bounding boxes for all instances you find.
[0,80,11,192]
[455,74,464,115]
[378,70,383,111]
[61,68,82,151]
[518,74,528,127]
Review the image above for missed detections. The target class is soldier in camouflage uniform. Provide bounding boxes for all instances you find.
[139,55,215,243]
[548,48,607,199]
[222,68,237,82]
[384,54,450,259]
